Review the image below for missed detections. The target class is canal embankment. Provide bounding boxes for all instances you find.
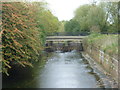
[82,34,118,88]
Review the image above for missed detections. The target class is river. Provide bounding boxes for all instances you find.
[3,50,111,88]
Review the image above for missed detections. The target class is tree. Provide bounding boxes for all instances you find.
[74,5,91,33]
[87,5,107,33]
[64,19,80,35]
[74,3,110,33]
[36,8,60,35]
[104,2,118,33]
[1,2,60,75]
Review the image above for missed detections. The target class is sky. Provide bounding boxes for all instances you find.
[44,0,92,21]
[27,0,95,21]
[4,0,120,21]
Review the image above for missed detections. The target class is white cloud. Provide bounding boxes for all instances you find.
[45,0,92,21]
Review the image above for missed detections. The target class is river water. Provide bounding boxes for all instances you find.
[3,50,111,88]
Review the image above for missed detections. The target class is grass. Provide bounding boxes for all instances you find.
[84,33,118,56]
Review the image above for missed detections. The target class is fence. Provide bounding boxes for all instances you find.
[48,32,90,36]
[47,32,119,36]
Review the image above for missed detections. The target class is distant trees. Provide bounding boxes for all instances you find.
[74,4,107,33]
[87,5,107,33]
[64,19,80,35]
[103,2,118,33]
[74,5,91,33]
[66,2,119,34]
[1,2,60,75]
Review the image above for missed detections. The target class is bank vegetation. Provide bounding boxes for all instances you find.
[1,2,61,75]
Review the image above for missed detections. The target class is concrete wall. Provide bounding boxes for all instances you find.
[83,43,118,83]
[45,41,83,52]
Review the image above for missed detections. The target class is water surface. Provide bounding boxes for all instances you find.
[3,50,109,88]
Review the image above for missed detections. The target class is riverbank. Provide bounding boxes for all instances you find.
[82,34,118,87]
[2,51,51,88]
[82,53,118,88]
[83,34,118,57]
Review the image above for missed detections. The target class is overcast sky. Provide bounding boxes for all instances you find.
[44,0,92,21]
[4,0,120,21]
[27,0,94,21]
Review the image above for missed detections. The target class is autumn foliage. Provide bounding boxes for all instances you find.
[1,2,60,75]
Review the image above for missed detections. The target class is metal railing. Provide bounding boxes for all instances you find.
[48,32,90,36]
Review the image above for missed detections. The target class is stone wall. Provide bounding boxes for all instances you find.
[83,43,118,83]
[45,41,83,52]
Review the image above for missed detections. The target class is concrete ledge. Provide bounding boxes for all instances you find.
[82,52,118,88]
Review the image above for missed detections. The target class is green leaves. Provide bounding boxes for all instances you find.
[74,2,118,34]
[2,2,60,75]
[74,5,91,32]
[64,19,80,35]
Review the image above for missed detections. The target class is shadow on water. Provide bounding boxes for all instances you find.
[2,50,110,88]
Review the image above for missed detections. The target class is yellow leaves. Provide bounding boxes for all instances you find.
[0,30,5,38]
[2,2,60,75]
[17,61,33,67]
[13,28,20,33]
[3,44,25,58]
[2,4,12,7]
[21,61,33,67]
[12,13,19,18]
[2,68,9,76]
[13,39,22,47]
[4,53,12,56]
[13,28,24,38]
[3,59,11,69]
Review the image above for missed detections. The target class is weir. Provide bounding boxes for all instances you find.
[45,36,87,52]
